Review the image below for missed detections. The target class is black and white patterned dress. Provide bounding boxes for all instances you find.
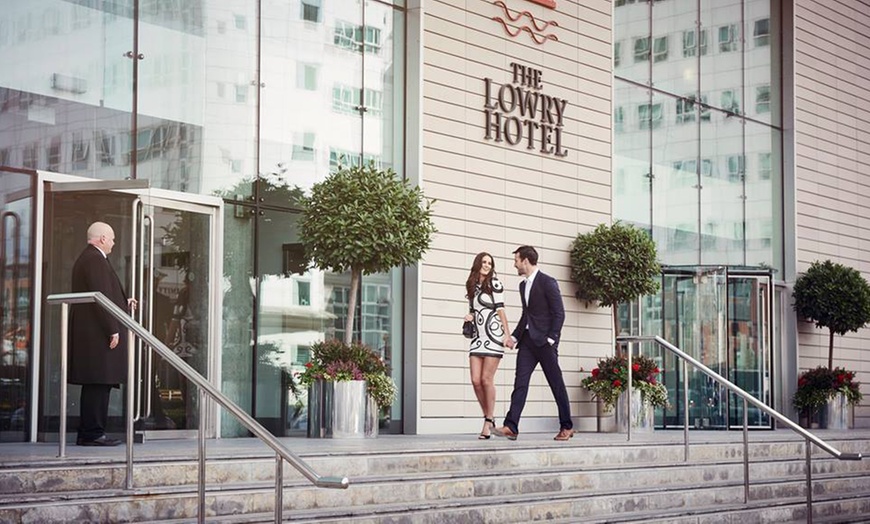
[468,277,506,358]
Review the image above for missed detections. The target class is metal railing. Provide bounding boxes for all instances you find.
[617,334,862,524]
[48,291,348,523]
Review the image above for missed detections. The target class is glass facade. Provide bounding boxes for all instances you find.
[0,0,406,439]
[614,0,782,270]
[614,0,782,428]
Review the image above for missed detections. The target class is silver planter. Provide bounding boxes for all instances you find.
[596,400,618,433]
[823,392,853,430]
[307,380,378,439]
[616,388,655,433]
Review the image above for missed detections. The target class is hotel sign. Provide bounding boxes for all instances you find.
[483,62,568,157]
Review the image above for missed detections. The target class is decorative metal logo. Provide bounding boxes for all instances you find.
[491,0,559,45]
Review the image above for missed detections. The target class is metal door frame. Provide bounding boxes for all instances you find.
[32,171,223,441]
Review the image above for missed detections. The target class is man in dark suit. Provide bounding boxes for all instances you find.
[69,222,136,446]
[494,245,574,441]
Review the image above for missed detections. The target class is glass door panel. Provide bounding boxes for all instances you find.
[728,274,772,428]
[134,199,213,436]
[0,169,34,442]
[39,181,218,440]
[661,267,727,429]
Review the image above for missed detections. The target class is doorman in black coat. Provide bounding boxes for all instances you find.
[69,222,137,446]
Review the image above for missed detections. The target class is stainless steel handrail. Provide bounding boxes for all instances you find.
[617,334,862,524]
[48,291,348,523]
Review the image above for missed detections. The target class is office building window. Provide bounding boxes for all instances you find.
[758,153,772,181]
[334,21,382,53]
[726,155,744,182]
[638,103,663,130]
[754,18,770,47]
[292,132,315,161]
[71,132,89,171]
[634,37,650,62]
[721,90,740,114]
[23,142,38,169]
[233,14,246,30]
[756,85,770,113]
[614,41,621,68]
[653,36,669,62]
[718,24,738,52]
[682,29,708,57]
[614,106,624,133]
[235,84,248,103]
[297,64,319,90]
[46,136,61,172]
[302,0,321,23]
[676,96,695,124]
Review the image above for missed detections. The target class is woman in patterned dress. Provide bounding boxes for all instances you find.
[464,252,511,439]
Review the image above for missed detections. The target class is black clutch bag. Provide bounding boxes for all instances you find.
[462,320,477,339]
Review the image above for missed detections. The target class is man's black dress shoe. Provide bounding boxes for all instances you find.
[77,435,122,447]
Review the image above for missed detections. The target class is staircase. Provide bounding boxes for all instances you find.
[2,430,869,523]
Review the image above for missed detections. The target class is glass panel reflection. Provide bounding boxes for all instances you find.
[259,0,363,201]
[613,81,651,228]
[137,0,257,198]
[700,0,743,115]
[700,106,745,266]
[652,91,699,266]
[652,0,698,96]
[0,1,132,179]
[744,122,781,270]
[220,202,255,437]
[0,170,33,442]
[745,0,780,125]
[614,0,651,85]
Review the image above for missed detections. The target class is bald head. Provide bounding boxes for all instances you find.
[87,222,116,255]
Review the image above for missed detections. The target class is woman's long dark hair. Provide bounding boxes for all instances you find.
[466,252,496,300]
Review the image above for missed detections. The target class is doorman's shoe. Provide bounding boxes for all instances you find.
[553,428,574,441]
[77,435,122,447]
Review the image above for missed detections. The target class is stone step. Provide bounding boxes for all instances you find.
[1,437,866,496]
[2,465,868,523]
[3,450,869,506]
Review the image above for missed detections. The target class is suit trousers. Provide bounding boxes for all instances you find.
[78,383,113,441]
[503,335,573,433]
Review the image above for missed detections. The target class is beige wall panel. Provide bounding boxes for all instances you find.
[419,0,612,434]
[795,0,870,427]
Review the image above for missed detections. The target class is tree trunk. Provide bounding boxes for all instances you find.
[344,268,361,345]
[828,329,834,370]
[613,307,621,356]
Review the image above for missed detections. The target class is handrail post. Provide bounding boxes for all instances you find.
[682,360,689,461]
[626,341,632,442]
[806,438,813,524]
[126,329,135,489]
[743,397,749,503]
[275,454,284,522]
[198,388,207,524]
[58,303,69,458]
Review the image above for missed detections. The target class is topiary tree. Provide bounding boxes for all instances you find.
[570,222,661,348]
[300,162,436,345]
[792,260,870,369]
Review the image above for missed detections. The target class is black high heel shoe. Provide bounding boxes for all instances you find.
[479,417,496,440]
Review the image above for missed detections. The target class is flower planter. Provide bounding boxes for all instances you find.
[596,400,618,433]
[307,379,378,439]
[822,392,852,430]
[616,388,654,433]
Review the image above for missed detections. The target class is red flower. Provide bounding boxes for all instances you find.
[613,379,622,387]
[837,373,846,384]
[653,367,660,374]
[305,362,313,368]
[591,368,600,377]
[632,363,641,372]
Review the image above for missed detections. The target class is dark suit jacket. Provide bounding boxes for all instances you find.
[511,271,565,348]
[68,244,129,385]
